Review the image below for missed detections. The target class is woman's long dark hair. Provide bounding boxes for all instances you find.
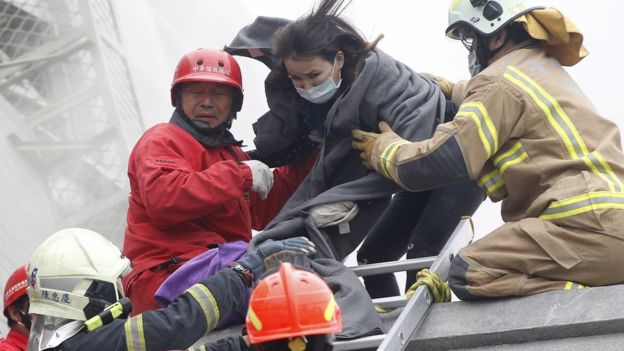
[273,0,381,81]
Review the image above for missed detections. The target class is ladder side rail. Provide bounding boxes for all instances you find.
[377,219,473,351]
[331,218,473,351]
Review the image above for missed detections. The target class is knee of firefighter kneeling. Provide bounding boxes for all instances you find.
[447,254,474,301]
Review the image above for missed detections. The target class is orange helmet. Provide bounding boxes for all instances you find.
[246,262,342,344]
[170,48,244,111]
[3,265,28,313]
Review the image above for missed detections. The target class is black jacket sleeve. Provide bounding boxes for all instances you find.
[60,269,247,351]
[188,336,248,351]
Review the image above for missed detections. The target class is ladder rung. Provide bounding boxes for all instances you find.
[331,334,385,351]
[372,295,406,309]
[349,256,435,277]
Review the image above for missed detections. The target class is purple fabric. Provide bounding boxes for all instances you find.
[155,241,249,328]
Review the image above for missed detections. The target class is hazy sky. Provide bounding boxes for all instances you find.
[112,0,624,239]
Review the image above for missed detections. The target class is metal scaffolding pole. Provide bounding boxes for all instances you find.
[0,0,143,246]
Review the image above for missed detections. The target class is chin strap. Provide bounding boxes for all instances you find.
[225,112,237,129]
[84,297,132,332]
[17,308,32,330]
[288,336,308,351]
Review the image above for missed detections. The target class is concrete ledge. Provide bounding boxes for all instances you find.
[193,284,624,350]
[401,284,624,350]
[462,333,624,351]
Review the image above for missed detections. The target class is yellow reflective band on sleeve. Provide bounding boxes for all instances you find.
[187,284,220,332]
[585,152,624,192]
[457,102,498,158]
[380,140,410,179]
[540,191,624,220]
[493,142,528,173]
[564,281,586,290]
[504,66,587,157]
[504,66,623,192]
[124,315,146,351]
[478,169,505,195]
[247,306,262,332]
[324,295,337,322]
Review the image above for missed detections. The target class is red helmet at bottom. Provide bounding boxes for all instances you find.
[246,262,342,345]
[3,264,28,313]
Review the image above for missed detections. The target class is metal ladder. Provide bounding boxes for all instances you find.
[330,218,474,351]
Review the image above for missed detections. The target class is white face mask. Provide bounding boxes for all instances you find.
[295,57,342,104]
[468,50,482,77]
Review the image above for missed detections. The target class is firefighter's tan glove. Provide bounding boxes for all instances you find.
[352,121,403,174]
[422,73,455,99]
[351,129,379,169]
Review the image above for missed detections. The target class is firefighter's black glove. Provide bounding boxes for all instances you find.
[236,237,316,282]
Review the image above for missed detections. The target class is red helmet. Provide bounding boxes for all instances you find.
[246,263,342,344]
[170,48,243,111]
[3,265,28,313]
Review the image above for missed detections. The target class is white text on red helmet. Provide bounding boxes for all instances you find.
[4,280,27,301]
[192,65,231,76]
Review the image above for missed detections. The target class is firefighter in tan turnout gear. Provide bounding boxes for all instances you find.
[353,0,624,300]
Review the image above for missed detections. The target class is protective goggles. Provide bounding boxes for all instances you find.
[457,26,476,51]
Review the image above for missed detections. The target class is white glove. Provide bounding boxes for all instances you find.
[309,201,359,228]
[242,160,274,199]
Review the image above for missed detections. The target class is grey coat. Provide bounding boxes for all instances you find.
[251,48,446,260]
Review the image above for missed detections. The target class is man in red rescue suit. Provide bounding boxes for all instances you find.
[122,48,315,314]
[1,265,29,351]
[352,0,624,300]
